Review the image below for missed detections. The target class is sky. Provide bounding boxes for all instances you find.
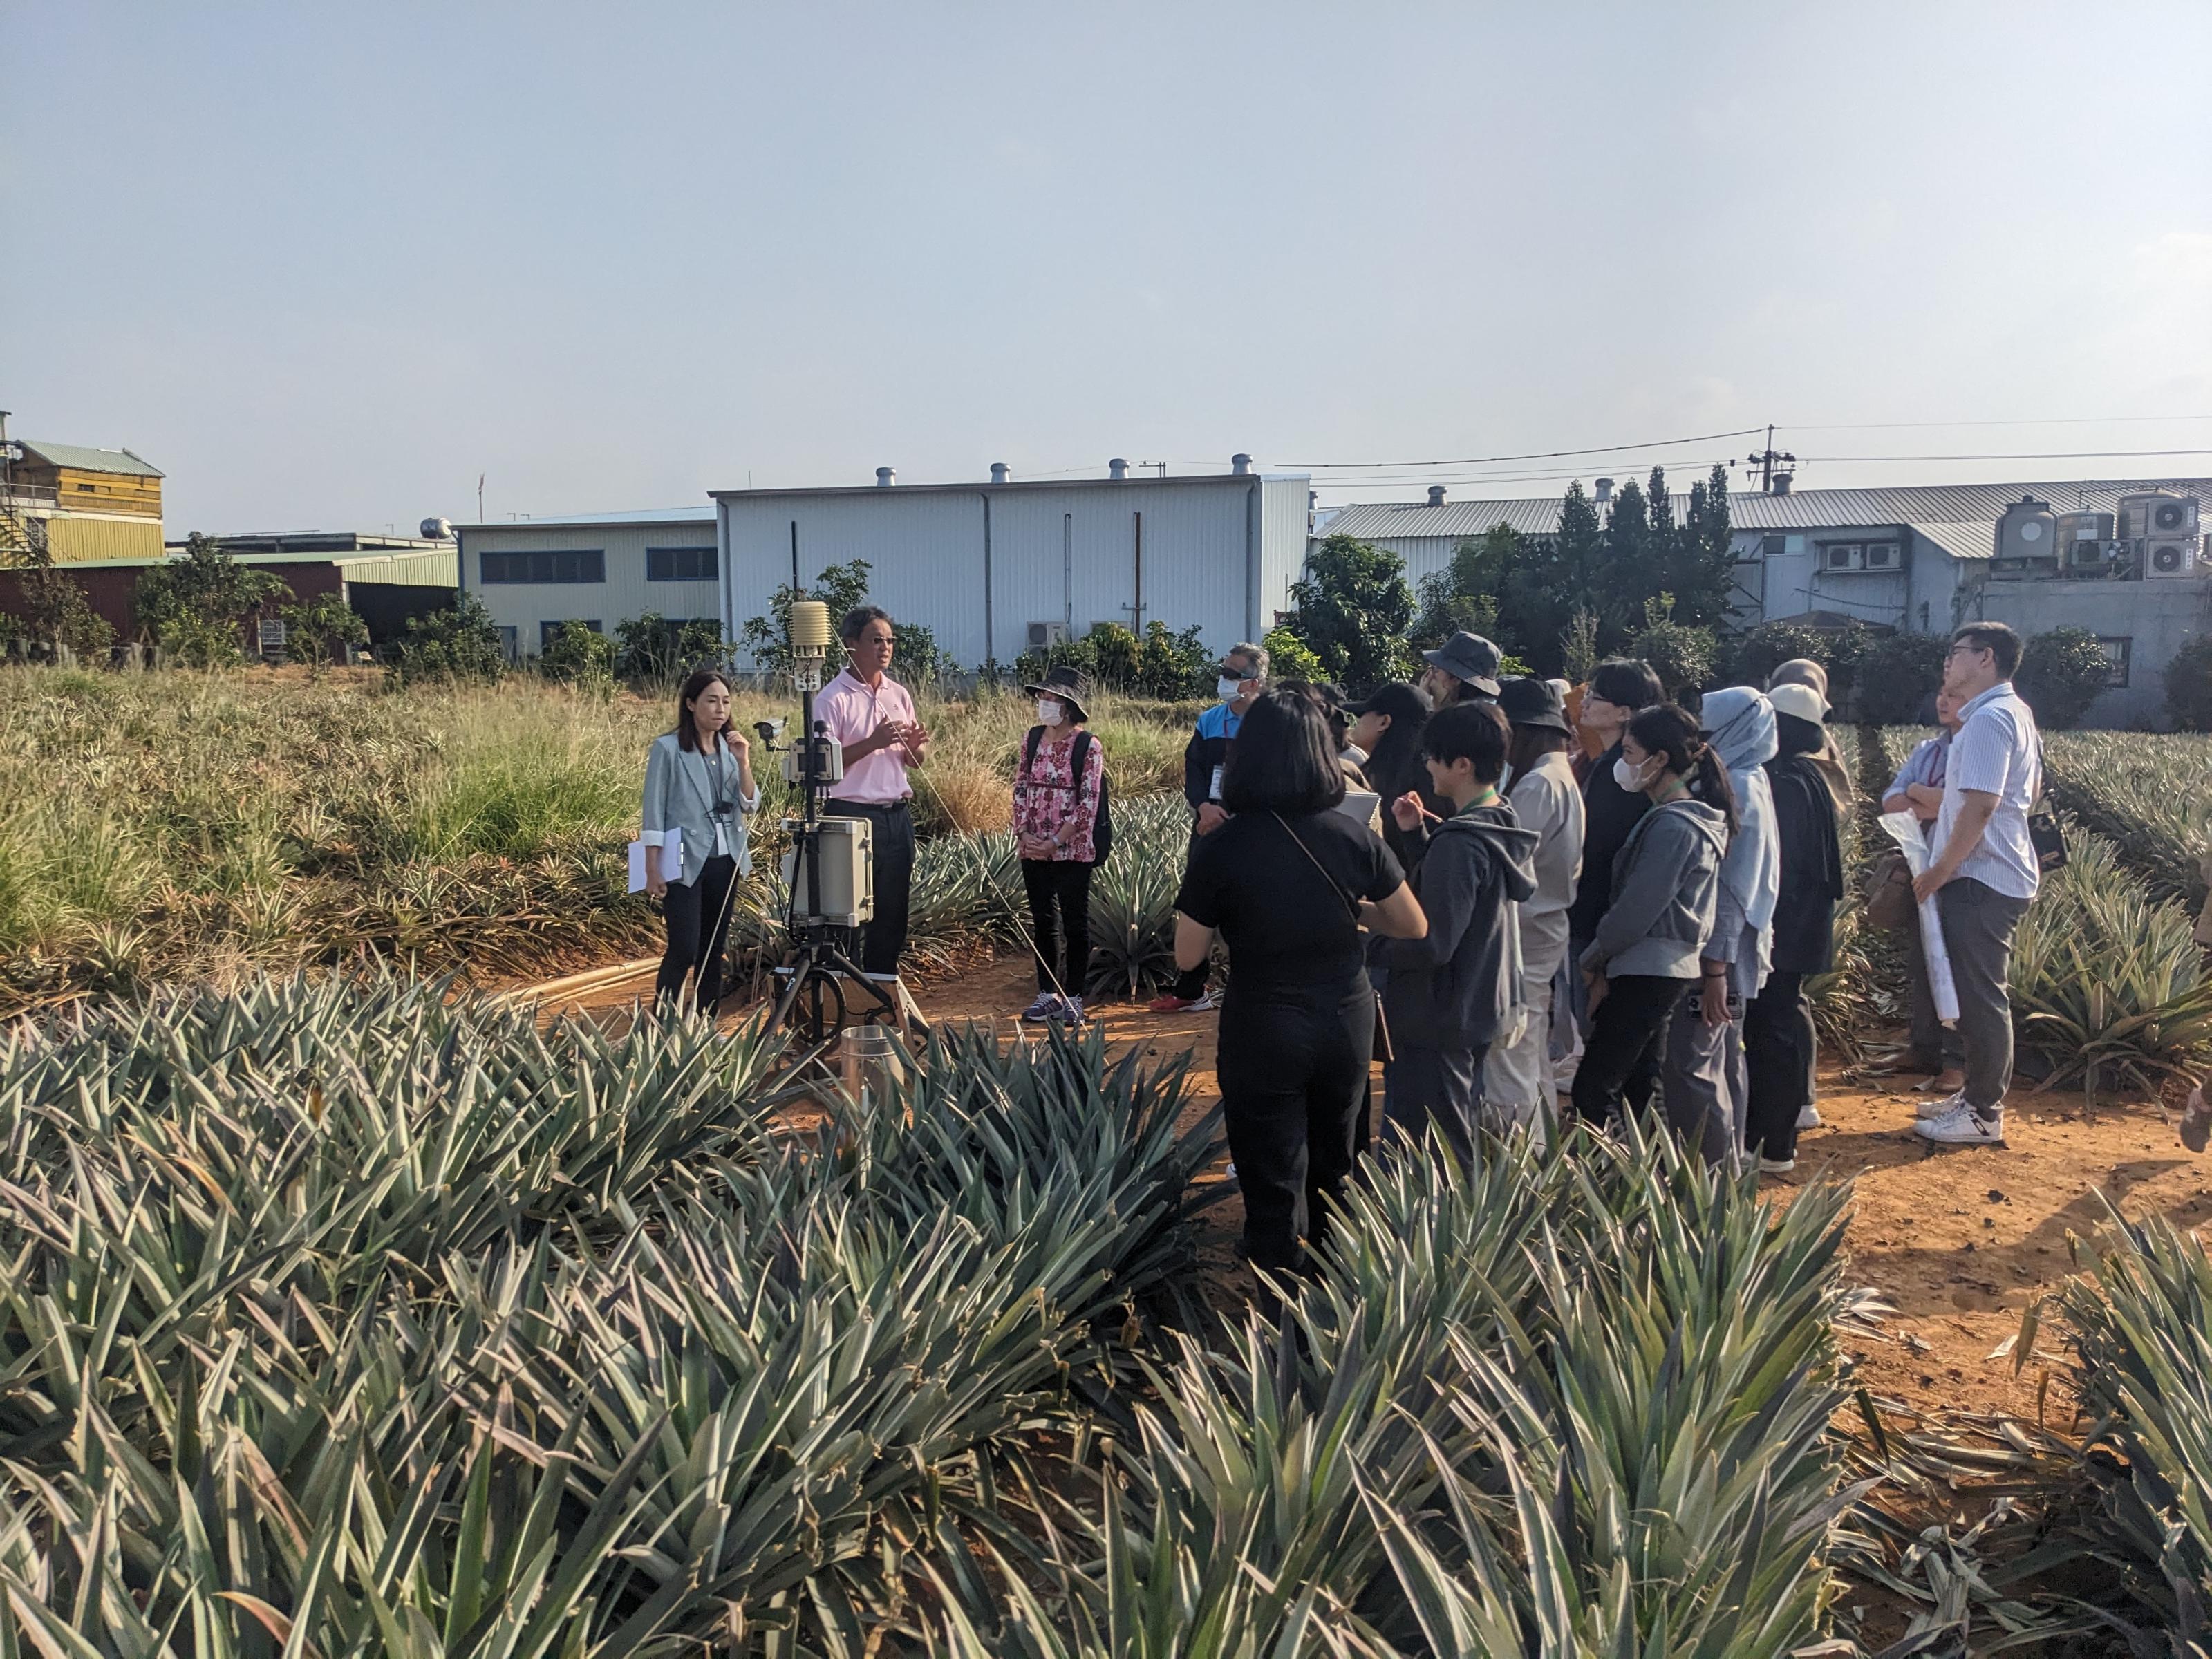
[5,1,2210,534]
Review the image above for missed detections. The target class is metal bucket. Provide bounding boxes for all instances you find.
[838,1024,907,1105]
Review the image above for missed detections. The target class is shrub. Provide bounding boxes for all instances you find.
[1626,592,1715,700]
[1018,620,1210,700]
[1285,533,1415,694]
[2165,635,2212,731]
[537,619,615,685]
[10,565,115,664]
[135,532,287,665]
[278,591,369,671]
[1260,625,1325,686]
[2016,624,2117,729]
[1853,630,1949,724]
[386,593,505,685]
[615,611,726,682]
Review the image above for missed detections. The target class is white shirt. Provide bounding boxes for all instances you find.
[1506,749,1585,924]
[1935,681,2042,901]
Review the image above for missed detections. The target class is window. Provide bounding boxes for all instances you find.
[1761,534,1785,556]
[2097,636,2132,688]
[497,626,518,662]
[539,619,603,650]
[480,548,605,584]
[646,545,717,582]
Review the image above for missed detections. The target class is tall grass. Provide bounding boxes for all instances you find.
[0,666,1196,1013]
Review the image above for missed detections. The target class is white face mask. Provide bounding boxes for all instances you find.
[1613,754,1649,793]
[1037,698,1065,726]
[1217,676,1247,703]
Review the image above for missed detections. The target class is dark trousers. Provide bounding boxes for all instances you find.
[1217,984,1373,1274]
[1385,1039,1492,1162]
[1020,857,1094,997]
[829,801,914,975]
[1570,972,1683,1127]
[656,854,739,1015]
[1937,877,2031,1114]
[1744,971,1815,1162]
[1904,902,1966,1070]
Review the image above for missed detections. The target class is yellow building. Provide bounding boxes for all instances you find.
[3,440,165,563]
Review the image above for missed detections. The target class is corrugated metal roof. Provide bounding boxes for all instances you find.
[19,440,164,478]
[1322,476,2212,558]
[709,471,1305,501]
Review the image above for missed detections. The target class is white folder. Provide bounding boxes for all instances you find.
[1880,811,1958,1025]
[626,834,683,893]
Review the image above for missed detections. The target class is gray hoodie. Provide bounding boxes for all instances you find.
[1380,801,1541,1048]
[1579,797,1728,982]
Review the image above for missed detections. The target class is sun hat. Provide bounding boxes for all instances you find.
[1767,682,1828,726]
[1497,675,1572,733]
[1022,664,1093,723]
[1421,631,1503,696]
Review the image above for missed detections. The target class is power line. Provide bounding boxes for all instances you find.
[1275,426,1768,471]
[1785,414,2212,432]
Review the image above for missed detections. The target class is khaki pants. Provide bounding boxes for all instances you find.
[1483,912,1568,1135]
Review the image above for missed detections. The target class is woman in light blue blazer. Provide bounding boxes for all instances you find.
[644,667,760,1014]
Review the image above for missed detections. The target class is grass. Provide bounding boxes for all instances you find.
[0,666,1196,1013]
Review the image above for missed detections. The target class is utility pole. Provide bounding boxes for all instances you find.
[1743,424,1796,494]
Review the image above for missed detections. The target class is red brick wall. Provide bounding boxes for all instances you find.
[0,559,343,648]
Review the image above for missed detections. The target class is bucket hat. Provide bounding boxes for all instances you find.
[1022,664,1092,723]
[1421,631,1503,696]
[1497,675,1572,733]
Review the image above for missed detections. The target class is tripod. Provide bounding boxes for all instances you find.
[762,677,903,1044]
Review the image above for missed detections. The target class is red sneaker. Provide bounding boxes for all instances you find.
[1145,991,1219,1013]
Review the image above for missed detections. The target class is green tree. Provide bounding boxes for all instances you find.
[12,568,115,664]
[2016,625,2116,729]
[1593,477,1653,643]
[616,612,727,682]
[538,620,615,685]
[1627,592,1715,701]
[1854,631,1949,725]
[739,558,951,683]
[1498,484,1606,674]
[1667,463,1737,628]
[2164,635,2212,731]
[1285,534,1415,695]
[1412,524,1517,649]
[385,593,505,686]
[1644,464,1678,590]
[135,533,288,665]
[1722,621,1834,690]
[277,592,369,673]
[1260,625,1326,686]
[1559,607,1600,685]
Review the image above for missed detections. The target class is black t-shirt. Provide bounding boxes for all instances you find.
[1176,808,1405,997]
[1568,739,1652,940]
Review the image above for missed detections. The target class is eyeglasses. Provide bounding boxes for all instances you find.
[1944,642,1989,661]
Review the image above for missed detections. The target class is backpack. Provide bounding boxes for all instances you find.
[1021,727,1113,862]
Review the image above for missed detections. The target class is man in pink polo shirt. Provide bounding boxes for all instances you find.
[815,605,932,975]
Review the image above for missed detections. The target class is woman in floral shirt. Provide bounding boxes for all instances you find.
[1013,666,1107,1026]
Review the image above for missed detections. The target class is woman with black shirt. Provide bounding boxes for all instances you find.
[1346,682,1444,875]
[1174,691,1427,1285]
[1566,659,1666,1026]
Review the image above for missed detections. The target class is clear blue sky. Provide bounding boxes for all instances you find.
[6,1,2209,533]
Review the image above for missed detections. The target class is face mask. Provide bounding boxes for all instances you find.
[1037,698,1064,726]
[1613,755,1649,793]
[1217,677,1246,703]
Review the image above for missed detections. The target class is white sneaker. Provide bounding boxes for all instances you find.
[1759,1156,1797,1174]
[1797,1104,1822,1130]
[1916,1089,1967,1121]
[1915,1101,2005,1146]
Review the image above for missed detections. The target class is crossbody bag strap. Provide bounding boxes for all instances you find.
[1268,811,1362,924]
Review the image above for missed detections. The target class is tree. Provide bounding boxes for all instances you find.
[2164,635,2212,731]
[1497,485,1606,675]
[1668,463,1737,628]
[738,557,952,684]
[1559,607,1600,685]
[1285,534,1415,695]
[538,620,615,685]
[1854,632,1949,725]
[616,612,727,682]
[1260,625,1326,686]
[278,592,369,673]
[1412,525,1517,649]
[385,593,505,686]
[135,534,288,666]
[13,567,115,664]
[1591,477,1653,645]
[2016,626,2115,729]
[1644,465,1678,591]
[1626,593,1715,701]
[1722,621,1835,690]
[1020,620,1210,699]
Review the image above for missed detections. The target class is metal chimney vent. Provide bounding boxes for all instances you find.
[989,462,1010,485]
[1594,478,1614,505]
[1231,453,1253,476]
[875,467,897,487]
[1108,458,1129,481]
[1427,485,1446,507]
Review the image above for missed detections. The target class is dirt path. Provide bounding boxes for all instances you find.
[536,953,2212,1421]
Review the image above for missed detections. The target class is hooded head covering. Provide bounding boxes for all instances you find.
[1698,686,1782,955]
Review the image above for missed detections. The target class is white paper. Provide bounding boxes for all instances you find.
[626,834,682,893]
[1334,789,1380,824]
[1880,811,1958,1025]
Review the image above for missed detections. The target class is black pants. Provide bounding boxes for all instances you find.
[829,802,914,976]
[1385,1040,1493,1163]
[1020,858,1094,997]
[656,854,739,1015]
[1171,827,1211,1001]
[1570,972,1683,1127]
[1744,970,1815,1162]
[1217,982,1373,1275]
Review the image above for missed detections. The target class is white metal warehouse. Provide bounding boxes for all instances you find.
[714,460,1312,672]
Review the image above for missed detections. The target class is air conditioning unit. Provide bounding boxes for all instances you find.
[2120,491,2201,540]
[2146,535,2206,579]
[2065,538,2109,570]
[1024,619,1069,650]
[2059,510,2115,547]
[1863,541,1900,570]
[1821,543,1864,572]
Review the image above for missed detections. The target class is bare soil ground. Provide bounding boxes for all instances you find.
[547,952,2212,1423]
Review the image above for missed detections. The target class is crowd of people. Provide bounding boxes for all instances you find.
[637,607,2051,1291]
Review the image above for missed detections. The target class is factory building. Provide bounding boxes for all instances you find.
[713,459,1312,673]
[456,507,720,662]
